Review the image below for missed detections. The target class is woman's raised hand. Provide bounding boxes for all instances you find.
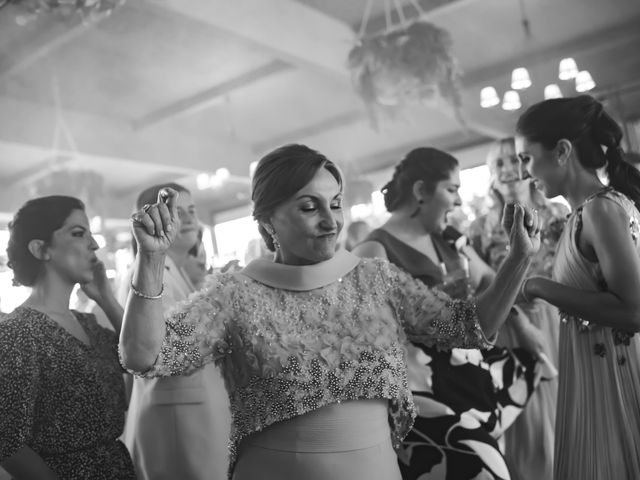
[502,203,541,258]
[131,188,180,255]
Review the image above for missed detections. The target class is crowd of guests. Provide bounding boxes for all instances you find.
[1,94,639,480]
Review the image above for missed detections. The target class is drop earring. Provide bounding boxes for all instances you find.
[266,225,280,250]
[272,234,281,250]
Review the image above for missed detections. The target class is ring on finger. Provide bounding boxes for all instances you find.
[142,203,152,213]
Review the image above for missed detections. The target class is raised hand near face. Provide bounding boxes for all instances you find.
[81,260,110,303]
[131,188,180,255]
[502,202,541,258]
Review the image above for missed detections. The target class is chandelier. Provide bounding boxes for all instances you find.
[0,0,126,25]
[480,57,596,111]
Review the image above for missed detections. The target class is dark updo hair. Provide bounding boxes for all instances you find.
[7,195,85,287]
[131,182,191,256]
[252,144,342,252]
[382,147,459,212]
[517,95,640,210]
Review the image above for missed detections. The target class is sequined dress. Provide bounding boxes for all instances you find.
[552,188,640,479]
[0,307,135,479]
[126,250,493,479]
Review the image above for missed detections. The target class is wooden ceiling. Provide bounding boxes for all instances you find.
[1,0,639,225]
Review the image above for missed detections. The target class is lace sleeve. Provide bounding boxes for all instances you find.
[135,273,236,378]
[381,260,493,350]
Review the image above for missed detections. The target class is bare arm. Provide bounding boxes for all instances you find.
[119,189,181,372]
[473,204,539,338]
[525,197,640,331]
[1,446,58,480]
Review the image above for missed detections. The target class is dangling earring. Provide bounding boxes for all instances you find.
[410,199,424,218]
[271,234,281,250]
[266,225,280,250]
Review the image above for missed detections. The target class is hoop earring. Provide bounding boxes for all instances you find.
[409,199,424,218]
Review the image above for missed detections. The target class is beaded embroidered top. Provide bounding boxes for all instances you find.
[128,250,491,478]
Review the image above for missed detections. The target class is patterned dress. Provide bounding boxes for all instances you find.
[366,228,547,480]
[470,201,566,480]
[552,188,640,479]
[0,306,135,479]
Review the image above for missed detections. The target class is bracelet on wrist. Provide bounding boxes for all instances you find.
[131,282,164,300]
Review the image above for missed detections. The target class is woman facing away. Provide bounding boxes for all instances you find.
[0,196,135,479]
[516,95,640,479]
[353,147,552,480]
[119,144,541,480]
[469,138,566,480]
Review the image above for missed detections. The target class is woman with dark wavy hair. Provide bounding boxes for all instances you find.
[517,95,640,479]
[0,196,134,479]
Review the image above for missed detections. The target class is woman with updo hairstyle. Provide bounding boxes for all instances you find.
[0,196,135,479]
[252,143,342,255]
[353,147,551,480]
[119,141,543,480]
[469,137,566,480]
[516,95,640,479]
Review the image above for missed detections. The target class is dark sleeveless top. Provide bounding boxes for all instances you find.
[363,227,542,480]
[364,228,460,288]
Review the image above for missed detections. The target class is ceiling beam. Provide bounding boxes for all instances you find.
[149,0,355,80]
[148,0,507,144]
[132,60,292,130]
[0,97,256,176]
[349,129,491,175]
[0,12,112,81]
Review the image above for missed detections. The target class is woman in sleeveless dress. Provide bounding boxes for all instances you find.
[517,95,640,479]
[469,138,565,480]
[353,147,552,480]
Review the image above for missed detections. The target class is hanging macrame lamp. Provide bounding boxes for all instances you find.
[348,0,462,127]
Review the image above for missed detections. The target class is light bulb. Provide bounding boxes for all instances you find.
[544,84,563,99]
[480,86,500,108]
[216,168,230,181]
[511,68,532,90]
[502,90,522,111]
[196,173,210,190]
[559,57,579,80]
[575,70,595,92]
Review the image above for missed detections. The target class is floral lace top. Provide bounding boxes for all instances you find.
[128,252,491,478]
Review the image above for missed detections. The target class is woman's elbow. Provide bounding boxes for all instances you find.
[118,339,156,373]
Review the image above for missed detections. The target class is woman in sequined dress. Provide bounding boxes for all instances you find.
[119,144,541,480]
[354,147,551,480]
[469,138,566,480]
[516,95,640,479]
[0,196,135,479]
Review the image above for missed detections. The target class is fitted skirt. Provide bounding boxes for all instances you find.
[233,399,401,480]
